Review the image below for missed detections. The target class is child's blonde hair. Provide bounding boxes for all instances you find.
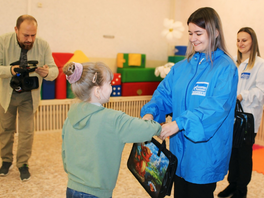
[63,62,113,101]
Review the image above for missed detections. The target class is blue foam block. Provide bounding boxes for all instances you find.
[42,79,55,99]
[175,46,187,56]
[111,85,121,97]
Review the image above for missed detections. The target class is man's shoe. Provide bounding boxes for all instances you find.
[0,161,12,176]
[218,185,236,197]
[19,164,30,181]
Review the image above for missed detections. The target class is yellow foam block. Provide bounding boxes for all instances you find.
[117,53,125,68]
[67,50,89,63]
[128,54,141,66]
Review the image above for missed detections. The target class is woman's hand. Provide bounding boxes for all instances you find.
[142,114,154,120]
[159,121,179,140]
[237,94,243,102]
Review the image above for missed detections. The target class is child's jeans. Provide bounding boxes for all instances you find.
[66,188,112,198]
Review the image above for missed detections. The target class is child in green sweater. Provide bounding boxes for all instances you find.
[62,62,161,198]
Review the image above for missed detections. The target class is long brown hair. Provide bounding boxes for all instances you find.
[186,7,231,63]
[236,27,260,70]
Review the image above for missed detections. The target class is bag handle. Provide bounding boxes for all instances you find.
[236,99,244,113]
[157,140,166,157]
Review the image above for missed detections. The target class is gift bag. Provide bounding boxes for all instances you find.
[233,100,255,148]
[127,138,177,198]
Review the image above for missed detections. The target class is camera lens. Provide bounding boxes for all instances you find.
[23,77,39,90]
[24,78,33,86]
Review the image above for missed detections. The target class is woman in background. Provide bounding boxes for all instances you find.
[141,7,238,198]
[218,27,264,198]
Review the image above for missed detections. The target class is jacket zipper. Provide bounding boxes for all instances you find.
[178,53,202,177]
[184,53,202,109]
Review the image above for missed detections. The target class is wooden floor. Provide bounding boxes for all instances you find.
[0,131,263,198]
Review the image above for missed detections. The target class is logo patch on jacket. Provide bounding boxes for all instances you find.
[241,72,250,79]
[192,82,209,96]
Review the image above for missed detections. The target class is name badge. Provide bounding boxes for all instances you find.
[192,82,209,96]
[241,72,250,79]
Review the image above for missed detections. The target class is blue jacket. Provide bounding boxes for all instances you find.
[141,48,238,184]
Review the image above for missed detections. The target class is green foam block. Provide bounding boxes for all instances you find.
[117,68,163,83]
[168,55,185,63]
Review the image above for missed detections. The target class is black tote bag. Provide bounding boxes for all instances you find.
[127,137,177,198]
[233,100,255,148]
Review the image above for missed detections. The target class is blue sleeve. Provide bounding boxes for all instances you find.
[176,63,238,142]
[141,66,175,123]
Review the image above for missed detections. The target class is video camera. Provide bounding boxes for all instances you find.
[10,60,39,92]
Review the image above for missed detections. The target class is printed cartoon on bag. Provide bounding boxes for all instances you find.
[128,142,170,194]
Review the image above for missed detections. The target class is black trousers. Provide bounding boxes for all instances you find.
[173,175,216,198]
[227,136,256,195]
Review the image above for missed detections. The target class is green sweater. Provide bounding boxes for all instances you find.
[62,102,161,198]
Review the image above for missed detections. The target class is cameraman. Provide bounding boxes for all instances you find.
[0,15,58,181]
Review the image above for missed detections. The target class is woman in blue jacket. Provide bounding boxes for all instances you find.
[141,7,238,198]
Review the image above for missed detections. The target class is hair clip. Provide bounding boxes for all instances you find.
[92,72,97,83]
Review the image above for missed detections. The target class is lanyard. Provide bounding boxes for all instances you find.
[243,63,248,71]
[241,63,250,79]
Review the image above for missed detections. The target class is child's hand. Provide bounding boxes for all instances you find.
[142,114,153,120]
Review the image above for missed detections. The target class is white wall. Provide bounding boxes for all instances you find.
[2,0,263,70]
[174,0,264,57]
[0,0,173,71]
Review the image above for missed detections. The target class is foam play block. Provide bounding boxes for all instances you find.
[111,85,121,97]
[52,52,74,67]
[67,50,89,63]
[117,53,146,68]
[168,55,185,64]
[174,46,187,56]
[55,68,67,99]
[111,73,121,85]
[42,79,55,100]
[52,53,74,99]
[66,81,75,98]
[67,81,75,99]
[117,68,163,83]
[121,82,160,96]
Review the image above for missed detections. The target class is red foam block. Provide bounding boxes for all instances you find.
[52,52,74,67]
[52,53,74,99]
[111,73,121,85]
[121,82,160,96]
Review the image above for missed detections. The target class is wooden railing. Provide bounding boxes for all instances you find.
[18,96,264,146]
[33,96,152,133]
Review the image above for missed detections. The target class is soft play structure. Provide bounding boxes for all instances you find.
[41,50,89,99]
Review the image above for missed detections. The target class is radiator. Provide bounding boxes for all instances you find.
[33,96,152,133]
